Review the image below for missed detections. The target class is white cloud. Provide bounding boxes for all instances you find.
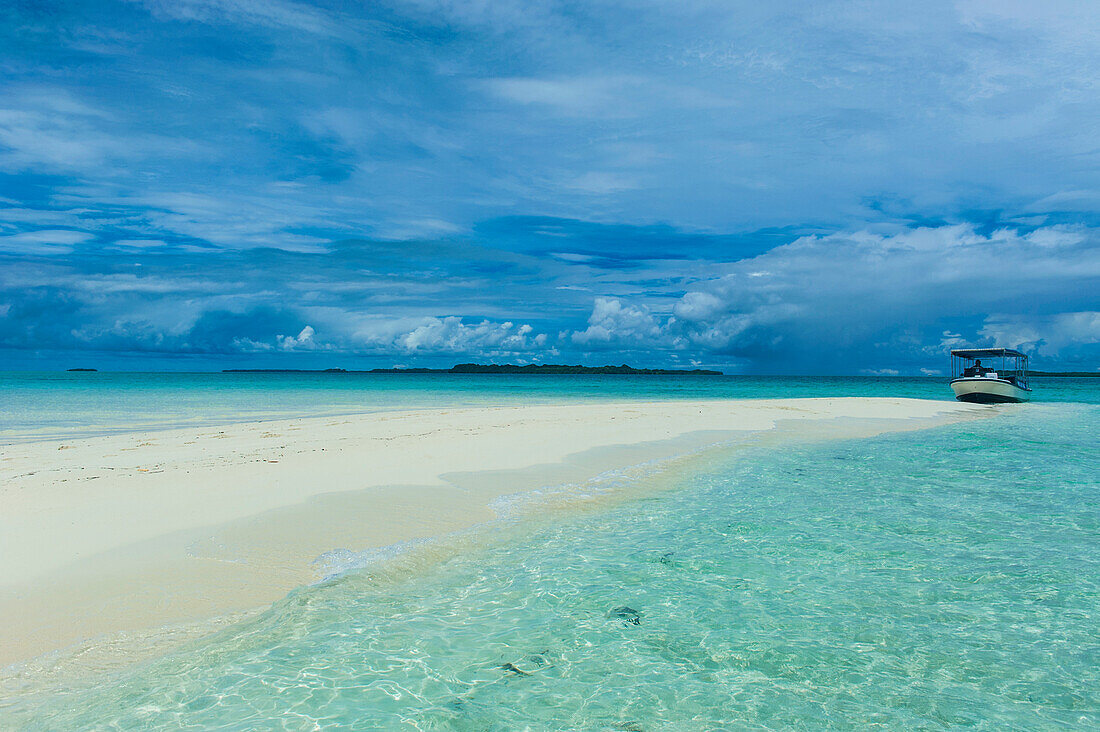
[0,89,205,174]
[398,317,546,353]
[120,191,332,251]
[0,229,94,255]
[277,324,319,350]
[672,291,723,322]
[135,0,342,36]
[230,336,274,352]
[567,172,640,195]
[370,218,465,240]
[550,252,597,263]
[349,316,548,355]
[569,224,1100,366]
[572,297,670,347]
[481,76,648,118]
[1023,226,1086,249]
[112,239,169,249]
[486,77,610,110]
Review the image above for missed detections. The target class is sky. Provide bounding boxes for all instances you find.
[1,0,1098,373]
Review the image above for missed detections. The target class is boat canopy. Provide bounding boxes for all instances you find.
[949,347,1029,390]
[950,348,1027,359]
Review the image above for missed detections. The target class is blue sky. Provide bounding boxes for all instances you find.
[1,0,1097,372]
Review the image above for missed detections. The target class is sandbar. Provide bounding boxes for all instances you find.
[0,397,988,675]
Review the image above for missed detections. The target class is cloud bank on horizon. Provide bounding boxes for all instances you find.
[1,0,1097,372]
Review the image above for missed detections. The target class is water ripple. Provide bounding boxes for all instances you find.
[7,404,1100,730]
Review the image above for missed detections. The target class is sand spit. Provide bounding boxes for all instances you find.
[0,398,987,671]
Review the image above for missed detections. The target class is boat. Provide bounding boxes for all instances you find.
[949,348,1031,403]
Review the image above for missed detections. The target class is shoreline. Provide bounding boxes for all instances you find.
[0,397,989,682]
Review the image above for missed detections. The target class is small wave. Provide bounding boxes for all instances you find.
[487,466,637,520]
[311,539,430,581]
[487,442,728,520]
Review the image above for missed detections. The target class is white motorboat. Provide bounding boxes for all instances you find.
[949,348,1031,403]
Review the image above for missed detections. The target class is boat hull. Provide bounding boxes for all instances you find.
[950,377,1031,404]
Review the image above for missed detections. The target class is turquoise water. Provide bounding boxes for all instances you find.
[5,389,1098,729]
[1,371,1096,442]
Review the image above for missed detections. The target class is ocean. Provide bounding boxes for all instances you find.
[2,374,1098,729]
[0,371,1095,444]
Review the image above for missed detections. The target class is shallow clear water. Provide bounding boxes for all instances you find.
[8,398,1098,730]
[1,371,1096,443]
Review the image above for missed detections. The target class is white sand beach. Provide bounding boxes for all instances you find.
[0,398,986,671]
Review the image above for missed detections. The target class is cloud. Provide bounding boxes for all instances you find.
[481,76,644,118]
[567,172,640,195]
[0,88,205,175]
[0,229,94,255]
[133,0,343,35]
[379,317,547,355]
[112,239,169,249]
[4,0,1099,257]
[569,224,1100,370]
[979,312,1100,357]
[572,297,668,347]
[276,324,320,350]
[1,218,1097,370]
[2,1,1099,370]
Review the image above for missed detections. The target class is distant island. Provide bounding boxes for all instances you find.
[1028,371,1100,377]
[66,368,98,372]
[224,363,723,375]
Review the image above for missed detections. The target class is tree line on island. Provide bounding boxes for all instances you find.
[222,363,724,375]
[62,366,1095,376]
